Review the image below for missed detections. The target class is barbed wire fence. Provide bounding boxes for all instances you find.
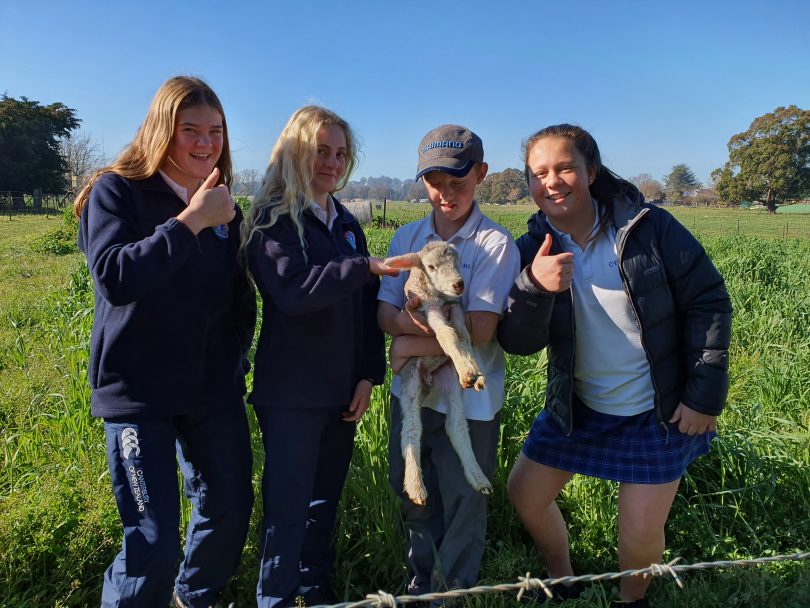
[214,550,810,608]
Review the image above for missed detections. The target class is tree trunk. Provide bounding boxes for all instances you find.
[766,189,777,215]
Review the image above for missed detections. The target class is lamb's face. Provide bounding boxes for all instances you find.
[420,243,464,299]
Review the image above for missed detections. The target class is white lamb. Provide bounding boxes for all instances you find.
[385,241,492,505]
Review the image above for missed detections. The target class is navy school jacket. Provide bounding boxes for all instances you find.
[245,197,385,410]
[497,197,732,434]
[78,172,256,419]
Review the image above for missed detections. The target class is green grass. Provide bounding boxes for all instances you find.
[1,210,809,607]
[374,201,810,240]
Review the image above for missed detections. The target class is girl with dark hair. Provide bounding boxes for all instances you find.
[499,124,732,607]
[76,76,255,608]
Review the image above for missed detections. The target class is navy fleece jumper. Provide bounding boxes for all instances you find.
[246,198,385,410]
[78,172,256,419]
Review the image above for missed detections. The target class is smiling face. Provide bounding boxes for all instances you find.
[526,135,596,233]
[162,104,224,189]
[311,124,347,206]
[422,162,487,239]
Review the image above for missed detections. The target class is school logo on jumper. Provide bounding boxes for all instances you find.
[344,230,357,250]
[213,224,229,239]
[121,428,141,460]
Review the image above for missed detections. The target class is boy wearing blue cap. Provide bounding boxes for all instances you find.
[378,124,520,599]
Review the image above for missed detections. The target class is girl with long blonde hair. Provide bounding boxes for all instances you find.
[77,76,255,608]
[243,106,396,608]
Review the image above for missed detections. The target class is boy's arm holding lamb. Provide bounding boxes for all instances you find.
[378,233,517,373]
[379,303,499,373]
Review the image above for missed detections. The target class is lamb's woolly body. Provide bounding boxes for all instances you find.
[386,241,491,505]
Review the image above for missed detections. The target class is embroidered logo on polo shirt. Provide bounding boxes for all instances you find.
[344,230,357,250]
[121,427,141,460]
[213,224,229,240]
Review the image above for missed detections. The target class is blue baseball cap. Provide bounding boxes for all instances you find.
[416,124,484,180]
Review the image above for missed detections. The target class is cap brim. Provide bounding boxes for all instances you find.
[415,159,475,180]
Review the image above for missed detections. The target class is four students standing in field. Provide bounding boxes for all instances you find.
[76,75,730,608]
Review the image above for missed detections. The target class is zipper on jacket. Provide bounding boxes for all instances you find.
[548,230,577,437]
[566,282,576,436]
[615,208,669,440]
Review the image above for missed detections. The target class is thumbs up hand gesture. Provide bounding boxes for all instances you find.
[177,168,236,235]
[527,234,575,293]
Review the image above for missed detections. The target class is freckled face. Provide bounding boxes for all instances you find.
[162,105,224,188]
[311,124,347,205]
[526,136,595,227]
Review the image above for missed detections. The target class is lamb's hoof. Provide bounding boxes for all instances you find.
[405,486,428,506]
[473,375,486,391]
[470,477,492,495]
[459,370,483,389]
[464,467,492,494]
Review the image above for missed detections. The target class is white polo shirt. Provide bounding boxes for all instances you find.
[378,202,520,421]
[547,210,655,416]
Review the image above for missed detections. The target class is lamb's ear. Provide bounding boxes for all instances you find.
[384,252,421,269]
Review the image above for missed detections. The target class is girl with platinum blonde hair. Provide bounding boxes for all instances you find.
[243,106,397,608]
[241,105,358,260]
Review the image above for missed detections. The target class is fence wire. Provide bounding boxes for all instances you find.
[290,550,810,608]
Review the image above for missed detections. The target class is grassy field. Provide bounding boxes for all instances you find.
[1,208,809,607]
[371,202,810,243]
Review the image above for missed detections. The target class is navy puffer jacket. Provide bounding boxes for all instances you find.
[497,197,732,434]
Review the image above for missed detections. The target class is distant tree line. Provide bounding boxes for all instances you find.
[333,168,531,205]
[3,94,806,214]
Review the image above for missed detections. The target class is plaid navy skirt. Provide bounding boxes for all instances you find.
[522,397,715,484]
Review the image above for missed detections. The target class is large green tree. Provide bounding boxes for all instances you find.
[0,95,80,208]
[664,164,700,202]
[476,168,528,205]
[713,105,810,213]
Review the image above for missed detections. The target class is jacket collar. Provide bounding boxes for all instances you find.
[331,195,357,228]
[611,194,645,230]
[138,173,180,195]
[526,195,647,245]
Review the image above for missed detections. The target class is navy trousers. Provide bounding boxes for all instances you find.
[254,406,356,607]
[388,396,500,599]
[101,402,253,608]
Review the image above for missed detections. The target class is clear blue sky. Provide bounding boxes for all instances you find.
[2,0,808,185]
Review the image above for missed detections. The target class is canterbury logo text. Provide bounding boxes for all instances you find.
[121,428,141,460]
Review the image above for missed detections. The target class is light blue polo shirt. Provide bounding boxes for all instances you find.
[378,201,520,421]
[547,203,655,416]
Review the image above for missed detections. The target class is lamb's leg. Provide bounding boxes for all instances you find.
[400,360,429,505]
[442,378,492,494]
[427,306,485,391]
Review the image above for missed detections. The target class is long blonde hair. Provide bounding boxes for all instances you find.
[73,76,232,218]
[241,106,358,260]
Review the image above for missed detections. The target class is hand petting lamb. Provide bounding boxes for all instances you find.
[385,240,492,505]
